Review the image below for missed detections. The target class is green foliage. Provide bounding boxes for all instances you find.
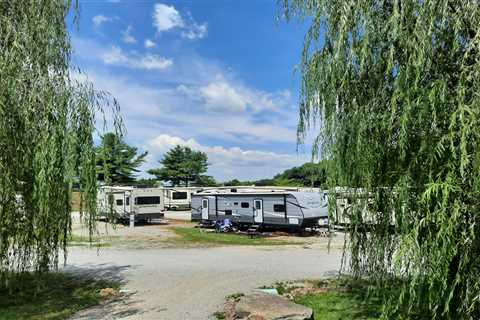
[0,272,119,320]
[195,174,218,187]
[0,1,121,279]
[273,161,330,187]
[131,178,159,187]
[283,0,480,318]
[96,132,147,184]
[222,161,330,187]
[148,145,210,186]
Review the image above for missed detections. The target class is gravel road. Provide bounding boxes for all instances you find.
[67,246,342,320]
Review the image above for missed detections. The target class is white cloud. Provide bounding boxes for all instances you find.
[147,134,305,180]
[144,39,156,48]
[181,21,207,40]
[102,46,173,70]
[122,25,137,44]
[153,3,207,40]
[153,3,184,32]
[200,82,247,112]
[92,15,112,27]
[178,77,291,113]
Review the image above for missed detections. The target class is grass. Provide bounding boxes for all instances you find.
[68,234,114,248]
[170,227,302,246]
[0,272,119,320]
[292,279,382,320]
[295,292,381,320]
[213,311,226,319]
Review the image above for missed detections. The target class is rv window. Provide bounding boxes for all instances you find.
[116,199,123,206]
[274,204,285,212]
[234,202,238,206]
[230,188,237,192]
[225,210,232,215]
[126,197,130,206]
[241,202,249,208]
[202,199,208,208]
[172,192,188,200]
[255,201,261,210]
[135,196,160,205]
[108,194,114,204]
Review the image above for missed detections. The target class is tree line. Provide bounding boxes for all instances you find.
[96,132,328,188]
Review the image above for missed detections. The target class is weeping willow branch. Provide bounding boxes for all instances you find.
[282,0,480,318]
[0,1,122,279]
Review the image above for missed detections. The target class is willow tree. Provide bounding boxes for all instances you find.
[0,1,121,281]
[283,0,480,318]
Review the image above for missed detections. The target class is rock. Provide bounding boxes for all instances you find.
[99,287,119,298]
[234,293,313,320]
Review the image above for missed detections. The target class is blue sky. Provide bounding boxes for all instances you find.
[71,0,313,181]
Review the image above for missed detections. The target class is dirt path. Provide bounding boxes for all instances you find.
[66,246,342,320]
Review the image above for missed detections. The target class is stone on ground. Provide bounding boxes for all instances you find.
[234,292,313,320]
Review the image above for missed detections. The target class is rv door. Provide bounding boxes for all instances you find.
[253,199,263,223]
[201,198,209,220]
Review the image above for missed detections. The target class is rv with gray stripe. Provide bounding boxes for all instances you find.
[191,190,329,228]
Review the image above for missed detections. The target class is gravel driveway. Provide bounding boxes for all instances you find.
[66,246,342,320]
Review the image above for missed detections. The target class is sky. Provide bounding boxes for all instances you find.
[70,0,314,182]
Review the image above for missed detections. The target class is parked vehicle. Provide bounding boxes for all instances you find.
[162,187,203,210]
[97,186,164,223]
[191,189,329,229]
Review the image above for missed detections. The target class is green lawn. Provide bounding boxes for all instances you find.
[68,234,115,247]
[0,272,119,320]
[295,291,381,320]
[171,227,301,246]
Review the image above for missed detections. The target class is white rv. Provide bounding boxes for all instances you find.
[163,187,203,210]
[191,189,329,228]
[97,186,164,223]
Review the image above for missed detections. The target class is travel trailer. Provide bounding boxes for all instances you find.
[191,189,329,228]
[163,186,308,211]
[163,187,203,210]
[97,186,164,222]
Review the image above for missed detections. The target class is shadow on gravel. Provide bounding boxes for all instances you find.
[64,263,132,285]
[64,264,147,320]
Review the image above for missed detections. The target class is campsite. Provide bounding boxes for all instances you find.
[66,209,344,319]
[2,1,479,320]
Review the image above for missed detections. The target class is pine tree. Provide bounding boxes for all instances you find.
[148,145,210,187]
[96,133,147,184]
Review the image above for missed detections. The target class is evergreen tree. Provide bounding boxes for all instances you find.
[148,145,209,186]
[96,133,147,184]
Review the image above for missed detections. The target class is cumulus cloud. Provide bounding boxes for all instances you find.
[92,15,112,27]
[102,46,173,70]
[153,3,207,40]
[153,3,184,31]
[147,134,305,180]
[144,39,156,48]
[177,78,291,113]
[122,25,137,44]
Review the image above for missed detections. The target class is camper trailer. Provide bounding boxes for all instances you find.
[97,186,164,223]
[163,187,203,210]
[191,190,329,228]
